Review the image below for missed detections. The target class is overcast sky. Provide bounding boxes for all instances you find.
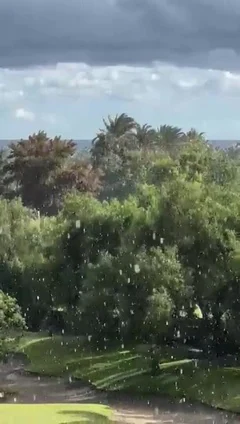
[1,0,240,139]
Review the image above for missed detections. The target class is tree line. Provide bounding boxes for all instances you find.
[1,112,240,355]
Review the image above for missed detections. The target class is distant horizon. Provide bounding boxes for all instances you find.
[0,138,239,150]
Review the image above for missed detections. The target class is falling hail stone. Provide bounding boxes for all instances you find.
[134,264,140,274]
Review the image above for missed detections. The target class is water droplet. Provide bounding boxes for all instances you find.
[75,220,81,228]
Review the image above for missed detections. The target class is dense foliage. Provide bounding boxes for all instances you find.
[1,114,240,354]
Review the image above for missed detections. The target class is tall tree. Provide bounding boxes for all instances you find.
[101,113,136,137]
[134,123,156,150]
[91,113,136,166]
[155,125,185,154]
[185,128,206,142]
[4,131,100,215]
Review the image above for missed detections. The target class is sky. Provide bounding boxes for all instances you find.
[1,0,240,139]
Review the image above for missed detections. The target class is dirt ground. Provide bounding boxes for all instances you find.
[0,360,239,424]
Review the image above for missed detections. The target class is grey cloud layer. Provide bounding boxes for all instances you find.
[1,0,240,69]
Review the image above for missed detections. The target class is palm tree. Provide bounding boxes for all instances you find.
[4,131,77,212]
[155,125,184,153]
[91,113,136,166]
[185,128,205,142]
[102,113,136,137]
[134,123,156,150]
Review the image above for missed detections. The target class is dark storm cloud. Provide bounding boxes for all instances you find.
[1,0,240,69]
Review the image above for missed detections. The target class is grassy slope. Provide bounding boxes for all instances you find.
[0,404,112,424]
[20,335,240,413]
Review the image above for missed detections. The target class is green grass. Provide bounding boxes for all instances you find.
[21,335,85,376]
[19,335,240,413]
[0,404,112,424]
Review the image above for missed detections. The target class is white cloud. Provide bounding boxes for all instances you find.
[1,61,240,109]
[15,108,35,121]
[17,62,240,101]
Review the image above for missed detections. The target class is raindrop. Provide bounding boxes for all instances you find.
[88,335,92,342]
[119,269,123,275]
[61,329,65,335]
[33,394,36,401]
[121,344,124,349]
[75,220,81,228]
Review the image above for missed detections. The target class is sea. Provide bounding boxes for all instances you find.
[0,139,238,151]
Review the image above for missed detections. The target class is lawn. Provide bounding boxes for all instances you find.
[20,335,240,413]
[21,335,84,376]
[0,404,112,424]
